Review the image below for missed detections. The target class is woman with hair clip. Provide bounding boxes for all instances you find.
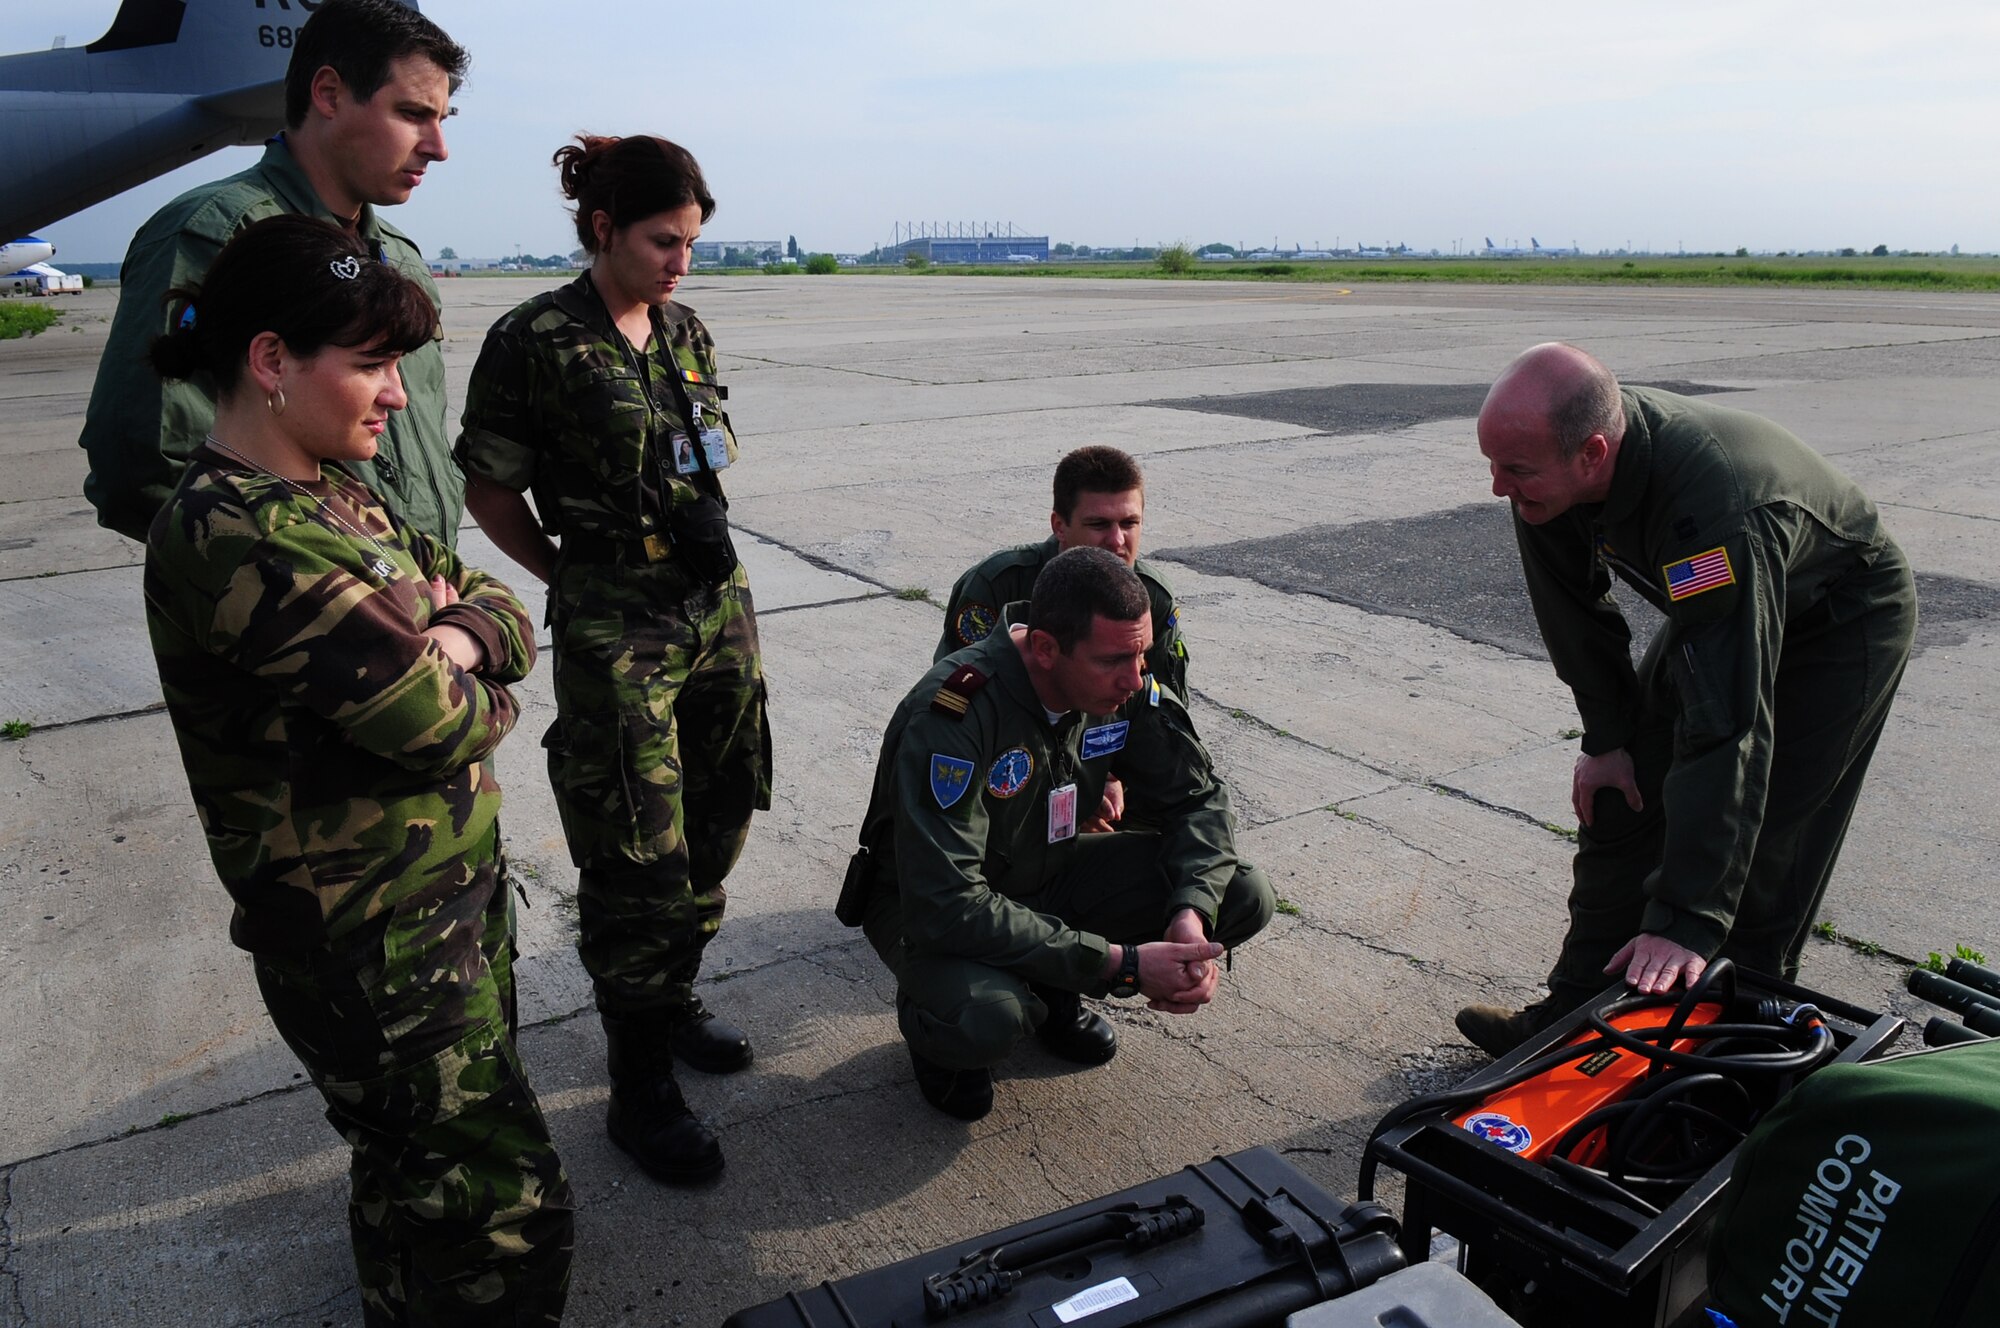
[144,213,573,1325]
[458,134,771,1186]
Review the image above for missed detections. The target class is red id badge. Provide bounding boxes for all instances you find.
[1048,782,1078,844]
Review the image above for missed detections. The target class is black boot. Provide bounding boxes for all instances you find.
[602,1016,724,1184]
[909,1046,994,1121]
[1032,985,1118,1066]
[667,995,754,1074]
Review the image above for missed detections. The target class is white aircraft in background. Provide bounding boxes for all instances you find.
[1484,236,1578,257]
[1,236,56,276]
[1,0,421,247]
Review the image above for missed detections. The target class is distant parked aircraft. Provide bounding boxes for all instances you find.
[0,0,422,243]
[0,236,55,276]
[1483,236,1578,257]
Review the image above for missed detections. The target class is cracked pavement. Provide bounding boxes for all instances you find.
[2,276,1994,1326]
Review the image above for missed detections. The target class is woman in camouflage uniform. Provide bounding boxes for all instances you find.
[144,215,572,1326]
[458,136,771,1185]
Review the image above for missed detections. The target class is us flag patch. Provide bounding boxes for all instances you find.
[1663,546,1735,601]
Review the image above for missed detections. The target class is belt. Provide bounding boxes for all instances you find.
[558,530,672,564]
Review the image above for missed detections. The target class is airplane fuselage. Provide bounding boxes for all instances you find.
[0,0,326,240]
[0,236,56,275]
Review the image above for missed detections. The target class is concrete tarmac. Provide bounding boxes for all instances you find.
[1,274,1994,1326]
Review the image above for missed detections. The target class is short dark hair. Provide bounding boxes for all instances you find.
[284,0,469,129]
[555,135,716,254]
[1549,352,1623,460]
[1028,547,1149,652]
[1052,445,1145,520]
[149,216,437,393]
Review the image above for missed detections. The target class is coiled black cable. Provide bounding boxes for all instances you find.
[1359,960,1837,1207]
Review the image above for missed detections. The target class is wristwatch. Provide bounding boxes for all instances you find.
[1109,944,1142,999]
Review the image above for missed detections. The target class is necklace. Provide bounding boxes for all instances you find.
[204,434,399,579]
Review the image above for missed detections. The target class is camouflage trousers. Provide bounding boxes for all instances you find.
[253,831,574,1326]
[545,557,773,1018]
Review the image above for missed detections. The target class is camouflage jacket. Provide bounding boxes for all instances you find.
[936,536,1189,701]
[858,620,1244,990]
[143,445,535,955]
[80,138,461,547]
[455,272,738,540]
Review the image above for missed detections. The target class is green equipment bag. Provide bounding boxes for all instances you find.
[1706,1038,2000,1328]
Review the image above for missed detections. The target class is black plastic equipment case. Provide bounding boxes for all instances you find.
[1364,972,1903,1328]
[722,1147,1406,1328]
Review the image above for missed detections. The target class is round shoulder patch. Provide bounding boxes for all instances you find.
[955,601,998,646]
[1462,1111,1533,1154]
[986,746,1034,798]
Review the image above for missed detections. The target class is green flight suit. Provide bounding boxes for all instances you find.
[937,536,1191,701]
[849,619,1273,1071]
[80,138,462,547]
[457,272,772,1020]
[1516,387,1916,1008]
[145,450,570,1326]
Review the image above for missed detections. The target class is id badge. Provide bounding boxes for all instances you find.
[697,425,732,471]
[1048,782,1078,844]
[672,426,733,474]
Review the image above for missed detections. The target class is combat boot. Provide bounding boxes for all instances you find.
[1032,985,1118,1065]
[909,1047,994,1121]
[1455,997,1564,1059]
[667,995,754,1074]
[602,1016,724,1184]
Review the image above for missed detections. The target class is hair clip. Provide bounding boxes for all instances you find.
[329,256,363,280]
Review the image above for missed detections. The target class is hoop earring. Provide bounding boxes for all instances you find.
[267,387,287,417]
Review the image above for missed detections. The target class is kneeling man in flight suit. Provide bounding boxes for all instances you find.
[842,547,1274,1120]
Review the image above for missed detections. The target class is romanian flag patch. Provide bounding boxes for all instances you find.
[1663,546,1735,602]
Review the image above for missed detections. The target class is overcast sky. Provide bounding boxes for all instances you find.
[10,1,2000,262]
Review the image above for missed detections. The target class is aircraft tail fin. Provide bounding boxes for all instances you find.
[85,0,188,54]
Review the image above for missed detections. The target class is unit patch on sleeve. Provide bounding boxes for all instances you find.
[953,602,998,647]
[930,755,975,810]
[1081,721,1129,760]
[987,747,1034,798]
[1663,546,1736,602]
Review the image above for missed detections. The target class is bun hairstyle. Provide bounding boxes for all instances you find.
[553,134,715,254]
[149,215,437,393]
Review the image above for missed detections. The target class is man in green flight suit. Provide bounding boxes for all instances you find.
[80,0,468,548]
[938,445,1189,702]
[848,547,1273,1120]
[1457,343,1916,1057]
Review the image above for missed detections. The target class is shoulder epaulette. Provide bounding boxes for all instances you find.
[930,664,989,718]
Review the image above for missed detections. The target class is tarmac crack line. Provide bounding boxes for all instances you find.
[1876,498,2000,525]
[757,590,896,617]
[0,1164,25,1328]
[728,524,900,594]
[0,563,136,584]
[3,702,166,745]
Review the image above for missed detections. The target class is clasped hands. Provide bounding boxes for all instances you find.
[1104,907,1226,1014]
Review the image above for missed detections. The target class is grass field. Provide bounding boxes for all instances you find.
[834,255,2000,292]
[0,303,59,339]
